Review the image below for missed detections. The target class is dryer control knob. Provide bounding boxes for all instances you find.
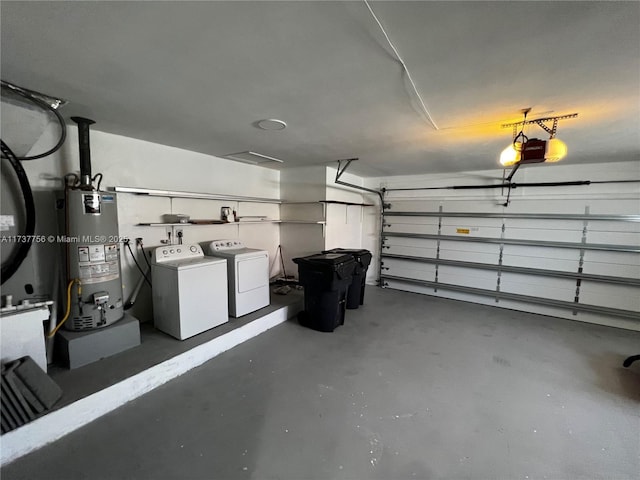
[190,246,198,253]
[163,250,168,255]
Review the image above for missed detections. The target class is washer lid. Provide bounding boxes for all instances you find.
[207,247,267,259]
[157,256,227,270]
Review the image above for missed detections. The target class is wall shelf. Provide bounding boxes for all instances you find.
[117,186,331,246]
[137,220,325,226]
[112,186,281,204]
[320,200,374,206]
[282,200,373,207]
[279,220,326,225]
[137,221,279,226]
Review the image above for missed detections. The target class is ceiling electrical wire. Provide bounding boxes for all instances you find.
[1,80,67,161]
[363,0,439,130]
[0,140,36,284]
[1,81,67,284]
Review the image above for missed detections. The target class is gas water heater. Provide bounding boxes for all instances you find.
[64,117,124,330]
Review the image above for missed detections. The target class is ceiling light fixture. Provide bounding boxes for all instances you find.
[499,109,578,206]
[255,119,287,131]
[500,109,578,170]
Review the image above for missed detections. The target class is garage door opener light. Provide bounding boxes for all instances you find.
[499,109,578,171]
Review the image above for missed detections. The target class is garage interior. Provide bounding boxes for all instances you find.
[1,1,639,479]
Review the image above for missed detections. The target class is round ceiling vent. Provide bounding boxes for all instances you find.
[256,118,287,131]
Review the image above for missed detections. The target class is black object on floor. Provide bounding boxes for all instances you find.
[322,248,372,309]
[1,356,62,434]
[623,355,640,367]
[293,253,355,332]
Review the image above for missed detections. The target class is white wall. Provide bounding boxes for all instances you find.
[278,165,372,277]
[280,165,327,202]
[3,111,374,327]
[324,166,366,252]
[12,107,636,333]
[2,115,281,323]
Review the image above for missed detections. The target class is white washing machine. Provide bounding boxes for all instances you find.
[204,239,270,317]
[151,244,228,340]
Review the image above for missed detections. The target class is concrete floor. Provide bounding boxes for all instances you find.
[2,288,639,480]
[47,290,302,410]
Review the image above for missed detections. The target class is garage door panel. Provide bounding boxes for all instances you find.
[438,266,497,289]
[385,245,438,258]
[383,237,437,248]
[439,240,499,255]
[441,217,503,228]
[439,249,498,264]
[380,197,639,327]
[586,231,640,245]
[504,226,583,242]
[384,216,439,226]
[384,222,439,235]
[440,225,503,238]
[579,282,640,311]
[502,244,579,271]
[500,273,575,302]
[383,258,435,281]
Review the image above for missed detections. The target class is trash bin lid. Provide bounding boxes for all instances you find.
[323,248,369,255]
[293,253,356,279]
[323,248,372,267]
[293,253,354,267]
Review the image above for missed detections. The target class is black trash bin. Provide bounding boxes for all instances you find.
[293,253,356,332]
[323,248,372,309]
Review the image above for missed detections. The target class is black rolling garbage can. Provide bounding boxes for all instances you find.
[323,248,372,309]
[293,253,356,332]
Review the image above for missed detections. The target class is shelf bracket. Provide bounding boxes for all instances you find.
[334,158,384,203]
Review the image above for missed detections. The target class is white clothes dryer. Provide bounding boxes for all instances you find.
[151,244,228,340]
[204,239,270,317]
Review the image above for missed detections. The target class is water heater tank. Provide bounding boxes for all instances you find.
[65,189,124,330]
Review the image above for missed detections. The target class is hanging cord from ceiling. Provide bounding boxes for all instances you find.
[1,80,67,161]
[0,140,36,284]
[363,0,439,130]
[1,81,67,284]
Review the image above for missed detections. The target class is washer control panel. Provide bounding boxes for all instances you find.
[209,239,245,251]
[153,244,204,263]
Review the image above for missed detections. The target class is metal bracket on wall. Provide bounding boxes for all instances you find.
[496,219,506,302]
[434,205,443,293]
[334,158,384,204]
[573,206,590,315]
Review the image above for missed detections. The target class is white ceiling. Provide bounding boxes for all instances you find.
[2,1,639,177]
